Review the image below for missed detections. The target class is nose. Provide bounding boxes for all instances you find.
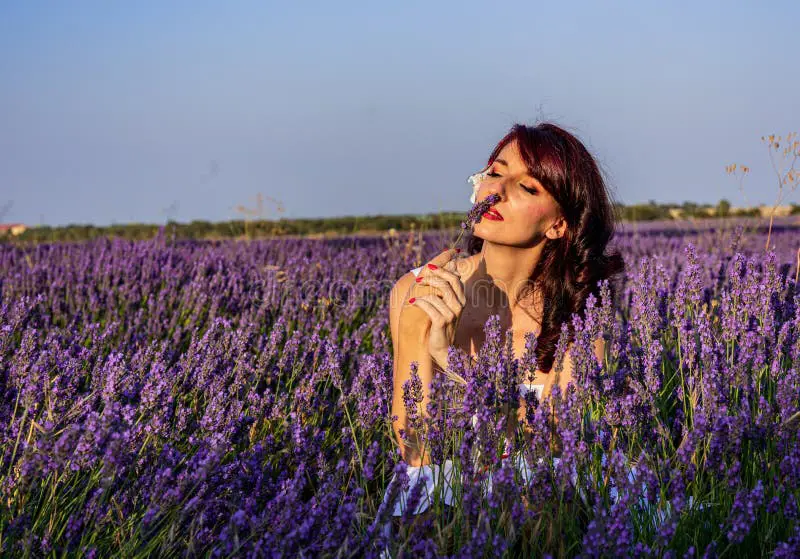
[484,174,506,201]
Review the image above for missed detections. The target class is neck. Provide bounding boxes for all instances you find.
[478,241,544,308]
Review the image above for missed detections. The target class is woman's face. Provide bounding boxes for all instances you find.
[472,138,567,247]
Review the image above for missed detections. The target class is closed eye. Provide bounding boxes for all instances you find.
[488,172,538,195]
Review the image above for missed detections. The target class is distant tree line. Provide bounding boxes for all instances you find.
[3,213,468,244]
[4,200,800,244]
[612,199,766,221]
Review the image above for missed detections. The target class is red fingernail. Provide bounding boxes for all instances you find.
[409,298,416,304]
[415,277,422,283]
[455,248,462,253]
[427,264,438,270]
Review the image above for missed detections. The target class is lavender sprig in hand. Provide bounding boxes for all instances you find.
[462,193,501,230]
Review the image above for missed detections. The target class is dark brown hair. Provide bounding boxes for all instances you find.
[467,122,625,372]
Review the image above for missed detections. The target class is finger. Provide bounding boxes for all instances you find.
[415,295,456,324]
[429,268,466,306]
[407,274,441,301]
[442,257,461,275]
[426,248,459,271]
[417,275,463,315]
[443,253,473,278]
[411,297,448,328]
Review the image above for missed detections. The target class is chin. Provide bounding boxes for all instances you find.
[472,230,508,246]
[472,221,505,242]
[473,224,539,248]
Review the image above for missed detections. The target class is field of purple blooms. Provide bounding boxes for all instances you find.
[3,221,800,558]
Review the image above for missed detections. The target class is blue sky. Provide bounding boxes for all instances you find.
[1,1,798,226]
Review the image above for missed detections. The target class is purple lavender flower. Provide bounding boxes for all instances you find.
[4,218,800,556]
[461,193,501,230]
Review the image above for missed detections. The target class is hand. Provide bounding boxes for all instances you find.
[404,249,467,370]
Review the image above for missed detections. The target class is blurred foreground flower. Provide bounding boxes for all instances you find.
[468,168,490,204]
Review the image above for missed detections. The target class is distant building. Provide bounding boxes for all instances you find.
[667,208,684,219]
[726,205,795,217]
[0,223,26,236]
[758,205,793,218]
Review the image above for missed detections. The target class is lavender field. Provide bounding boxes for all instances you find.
[3,222,800,558]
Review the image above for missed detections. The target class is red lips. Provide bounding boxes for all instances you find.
[482,208,504,221]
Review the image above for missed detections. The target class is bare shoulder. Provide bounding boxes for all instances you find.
[387,252,479,342]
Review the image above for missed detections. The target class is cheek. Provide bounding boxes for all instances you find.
[523,204,548,224]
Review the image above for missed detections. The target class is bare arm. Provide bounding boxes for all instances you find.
[389,250,465,467]
[389,272,438,467]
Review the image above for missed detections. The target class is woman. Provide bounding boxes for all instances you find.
[382,122,625,521]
